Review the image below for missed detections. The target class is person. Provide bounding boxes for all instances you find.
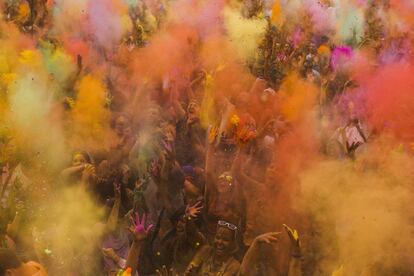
[185,220,240,276]
[231,149,279,246]
[158,202,205,274]
[125,212,154,275]
[0,248,47,276]
[175,100,205,167]
[60,151,96,186]
[182,166,203,206]
[101,182,130,276]
[204,143,244,237]
[239,224,303,276]
[328,117,367,159]
[107,114,136,168]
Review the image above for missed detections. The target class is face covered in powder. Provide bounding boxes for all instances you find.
[214,222,237,258]
[217,172,233,193]
[72,152,88,167]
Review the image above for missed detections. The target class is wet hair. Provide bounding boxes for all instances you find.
[0,249,22,276]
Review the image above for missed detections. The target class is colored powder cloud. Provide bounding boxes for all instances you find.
[361,62,414,142]
[223,7,267,61]
[296,145,414,275]
[70,75,110,150]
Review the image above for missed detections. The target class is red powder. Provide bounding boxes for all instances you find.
[362,62,414,142]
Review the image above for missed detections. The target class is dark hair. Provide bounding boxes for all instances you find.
[73,150,93,164]
[168,205,186,226]
[0,249,22,276]
[168,165,184,192]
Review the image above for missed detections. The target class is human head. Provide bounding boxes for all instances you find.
[260,88,276,103]
[187,100,199,115]
[169,207,187,235]
[114,114,131,136]
[175,216,187,235]
[72,151,92,167]
[0,249,22,276]
[217,172,233,193]
[214,221,238,258]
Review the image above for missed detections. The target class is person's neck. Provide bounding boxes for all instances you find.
[214,253,230,264]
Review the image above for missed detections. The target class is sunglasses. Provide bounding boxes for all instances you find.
[218,220,238,231]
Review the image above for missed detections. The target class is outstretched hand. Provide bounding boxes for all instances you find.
[283,224,301,257]
[185,201,203,219]
[253,232,281,246]
[128,212,154,242]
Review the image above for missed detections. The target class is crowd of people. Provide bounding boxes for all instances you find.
[0,0,413,275]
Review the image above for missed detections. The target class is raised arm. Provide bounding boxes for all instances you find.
[126,213,154,274]
[232,150,263,191]
[239,232,281,276]
[183,201,205,243]
[60,165,85,180]
[283,224,303,276]
[106,182,121,232]
[204,143,216,207]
